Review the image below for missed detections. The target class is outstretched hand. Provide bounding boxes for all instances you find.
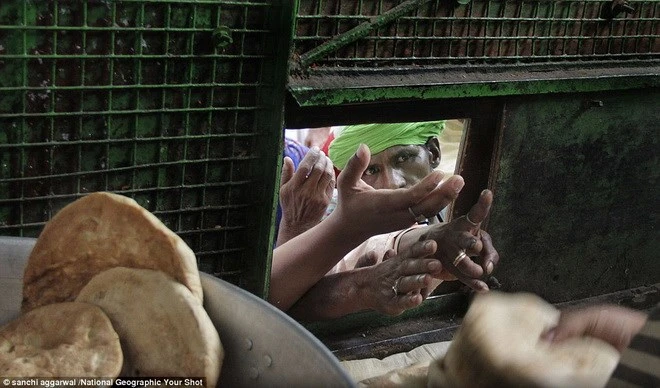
[331,144,465,240]
[277,148,335,246]
[418,189,499,291]
[357,239,443,316]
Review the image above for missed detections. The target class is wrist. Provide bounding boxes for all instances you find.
[350,268,374,312]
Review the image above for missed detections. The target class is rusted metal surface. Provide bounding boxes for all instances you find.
[293,0,659,70]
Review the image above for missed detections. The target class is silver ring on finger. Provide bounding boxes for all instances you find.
[392,277,401,297]
[408,207,428,223]
[465,213,479,226]
[453,250,468,267]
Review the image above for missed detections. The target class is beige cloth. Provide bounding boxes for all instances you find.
[341,341,452,384]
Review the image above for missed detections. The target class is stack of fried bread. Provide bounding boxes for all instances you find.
[0,192,223,386]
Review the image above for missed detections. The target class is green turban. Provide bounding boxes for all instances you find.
[328,121,445,170]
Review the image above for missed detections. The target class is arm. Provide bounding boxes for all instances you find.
[276,148,335,247]
[288,240,443,321]
[270,144,465,311]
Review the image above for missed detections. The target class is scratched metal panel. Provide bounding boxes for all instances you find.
[487,88,660,303]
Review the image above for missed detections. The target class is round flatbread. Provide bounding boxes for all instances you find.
[428,292,621,388]
[0,302,122,378]
[22,192,202,312]
[76,267,223,387]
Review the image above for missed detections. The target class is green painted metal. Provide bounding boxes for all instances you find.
[289,66,660,106]
[488,88,660,303]
[290,0,659,106]
[0,0,294,297]
[250,0,299,298]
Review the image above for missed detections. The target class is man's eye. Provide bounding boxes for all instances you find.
[396,154,412,163]
[364,166,379,176]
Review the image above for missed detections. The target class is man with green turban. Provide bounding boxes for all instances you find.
[329,121,446,171]
[285,121,500,321]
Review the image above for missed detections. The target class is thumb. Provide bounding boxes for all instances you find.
[280,157,295,187]
[337,144,370,191]
[464,189,493,227]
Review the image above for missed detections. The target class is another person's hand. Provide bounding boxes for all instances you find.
[331,144,465,240]
[286,240,443,320]
[418,189,499,292]
[355,239,443,316]
[277,147,335,246]
[542,304,648,352]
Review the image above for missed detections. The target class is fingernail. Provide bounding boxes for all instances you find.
[453,178,465,193]
[424,240,433,249]
[353,144,364,160]
[486,262,494,275]
[477,281,489,292]
[428,261,441,271]
[470,238,477,249]
[310,146,320,153]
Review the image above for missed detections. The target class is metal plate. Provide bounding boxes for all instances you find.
[0,237,355,388]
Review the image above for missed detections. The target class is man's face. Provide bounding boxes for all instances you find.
[362,144,437,190]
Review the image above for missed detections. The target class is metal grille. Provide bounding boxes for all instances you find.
[293,0,659,70]
[0,0,285,291]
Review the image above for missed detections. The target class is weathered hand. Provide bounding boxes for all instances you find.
[358,240,443,316]
[332,144,465,240]
[277,147,335,246]
[418,189,499,291]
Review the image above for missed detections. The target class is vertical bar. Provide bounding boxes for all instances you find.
[531,0,539,58]
[633,2,642,54]
[78,1,87,196]
[156,2,172,214]
[448,0,455,58]
[620,1,630,55]
[49,1,58,209]
[429,0,437,59]
[513,0,523,59]
[497,0,506,57]
[465,0,473,59]
[134,2,145,199]
[548,0,557,57]
[482,0,490,58]
[106,1,116,191]
[201,4,221,258]
[180,3,196,232]
[411,5,419,60]
[20,0,29,233]
[392,0,400,60]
